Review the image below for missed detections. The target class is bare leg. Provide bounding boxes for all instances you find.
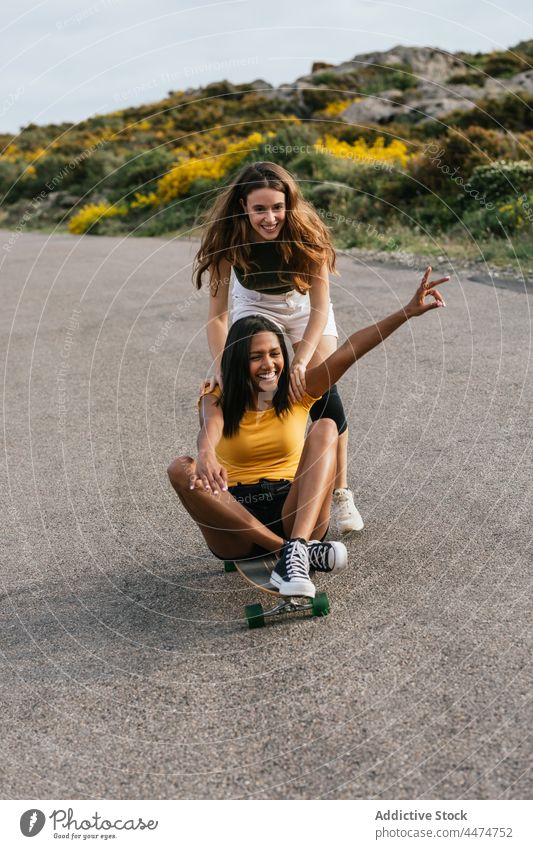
[336,429,349,489]
[280,419,338,541]
[294,335,348,489]
[167,457,284,559]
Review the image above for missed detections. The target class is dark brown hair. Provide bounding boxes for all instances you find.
[193,160,337,295]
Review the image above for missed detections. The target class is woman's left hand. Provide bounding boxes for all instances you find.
[405,266,450,318]
[289,361,307,403]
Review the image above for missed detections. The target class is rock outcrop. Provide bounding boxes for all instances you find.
[273,43,533,124]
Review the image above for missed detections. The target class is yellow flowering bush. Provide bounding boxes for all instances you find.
[0,144,49,180]
[1,144,47,166]
[130,191,158,209]
[321,99,360,117]
[497,197,526,232]
[0,143,20,163]
[314,134,411,169]
[150,131,264,205]
[68,202,127,234]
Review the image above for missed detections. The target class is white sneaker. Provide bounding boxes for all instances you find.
[331,488,364,535]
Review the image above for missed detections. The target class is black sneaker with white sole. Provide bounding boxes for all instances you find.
[308,540,348,573]
[270,538,316,597]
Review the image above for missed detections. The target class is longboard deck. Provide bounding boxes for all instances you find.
[234,554,279,596]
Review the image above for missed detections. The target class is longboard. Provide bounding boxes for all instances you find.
[224,554,330,628]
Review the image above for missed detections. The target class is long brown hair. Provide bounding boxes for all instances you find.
[193,161,337,294]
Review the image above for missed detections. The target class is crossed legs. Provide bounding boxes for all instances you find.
[167,419,338,559]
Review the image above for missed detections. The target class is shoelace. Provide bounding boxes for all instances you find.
[283,539,310,579]
[308,543,331,571]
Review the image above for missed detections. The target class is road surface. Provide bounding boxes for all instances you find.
[1,231,531,799]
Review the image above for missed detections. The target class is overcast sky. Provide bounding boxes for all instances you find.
[1,0,532,134]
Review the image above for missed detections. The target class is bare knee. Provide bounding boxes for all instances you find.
[308,418,338,446]
[167,455,195,491]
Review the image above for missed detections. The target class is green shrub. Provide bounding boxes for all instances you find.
[459,189,533,238]
[355,63,417,95]
[33,153,78,194]
[0,159,26,201]
[447,71,484,86]
[259,124,320,163]
[484,51,529,78]
[512,40,533,58]
[301,87,344,112]
[496,194,533,233]
[203,80,236,97]
[447,93,533,132]
[411,195,457,231]
[311,71,339,86]
[110,148,174,198]
[93,216,130,236]
[456,52,487,71]
[71,149,124,194]
[335,125,400,145]
[303,180,352,211]
[312,191,392,247]
[443,127,522,170]
[378,170,422,205]
[132,195,201,237]
[468,160,533,204]
[286,151,322,179]
[410,127,530,198]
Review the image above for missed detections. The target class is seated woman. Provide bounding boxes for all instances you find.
[167,268,449,598]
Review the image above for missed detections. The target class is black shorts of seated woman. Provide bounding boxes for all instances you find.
[167,268,450,598]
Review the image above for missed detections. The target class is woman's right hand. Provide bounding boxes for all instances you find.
[289,361,307,404]
[190,450,228,495]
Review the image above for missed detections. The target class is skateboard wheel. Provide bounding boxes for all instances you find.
[224,561,237,573]
[245,603,265,629]
[312,591,330,617]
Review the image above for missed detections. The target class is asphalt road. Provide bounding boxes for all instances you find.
[1,230,531,800]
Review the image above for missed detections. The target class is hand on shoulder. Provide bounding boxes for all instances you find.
[289,360,307,404]
[198,373,223,397]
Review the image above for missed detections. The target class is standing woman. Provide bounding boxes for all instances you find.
[193,160,363,534]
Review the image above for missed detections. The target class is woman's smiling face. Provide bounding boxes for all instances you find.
[240,188,286,241]
[248,331,284,392]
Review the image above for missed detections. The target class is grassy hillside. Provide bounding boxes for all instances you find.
[1,41,532,269]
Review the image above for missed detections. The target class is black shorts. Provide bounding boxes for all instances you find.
[206,478,291,561]
[207,478,328,561]
[229,478,292,539]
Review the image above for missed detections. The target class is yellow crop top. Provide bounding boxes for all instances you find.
[198,385,320,486]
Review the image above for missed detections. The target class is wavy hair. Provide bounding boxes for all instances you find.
[218,316,291,438]
[193,160,337,295]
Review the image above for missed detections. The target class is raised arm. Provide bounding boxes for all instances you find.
[305,267,450,398]
[190,392,228,495]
